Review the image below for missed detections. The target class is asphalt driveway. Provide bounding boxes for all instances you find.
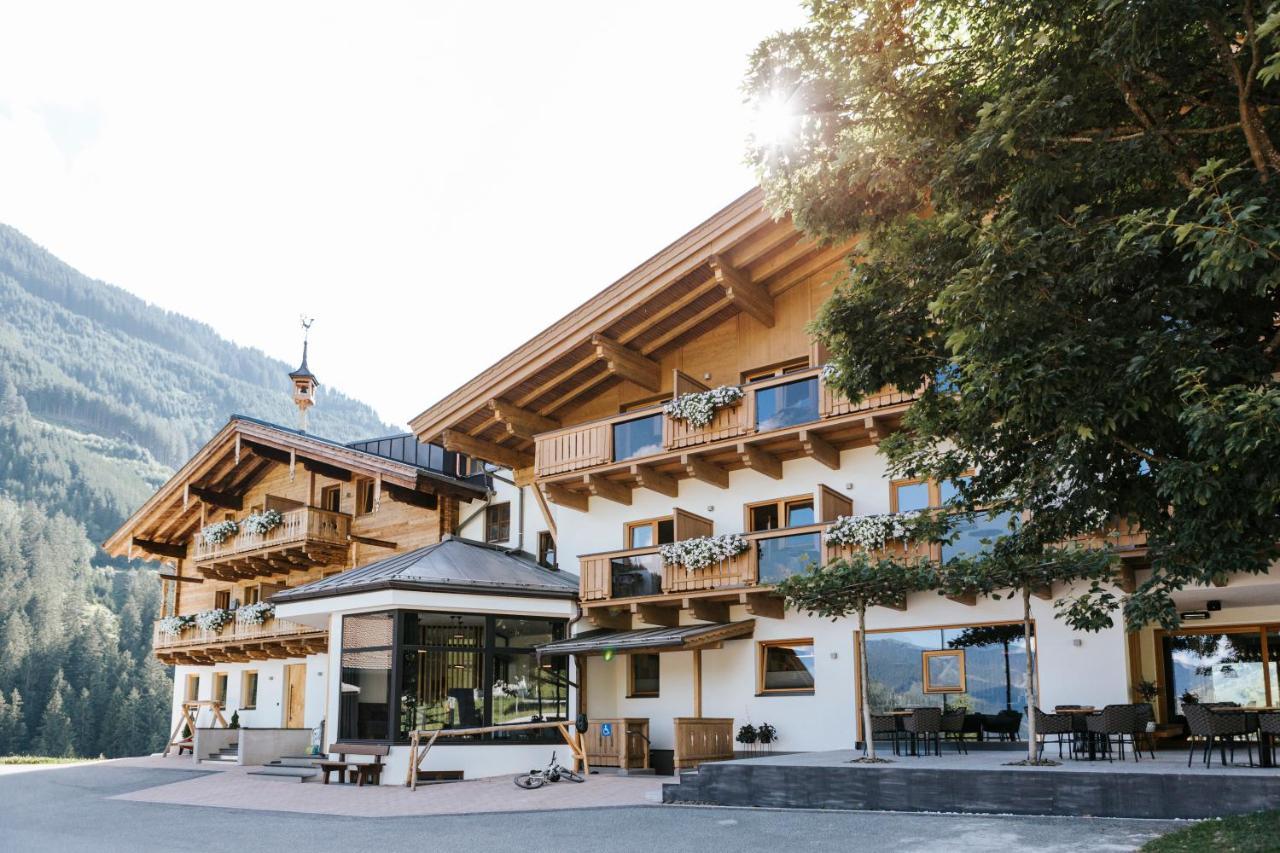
[0,762,1180,853]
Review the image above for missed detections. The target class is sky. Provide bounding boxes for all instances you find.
[0,1,807,428]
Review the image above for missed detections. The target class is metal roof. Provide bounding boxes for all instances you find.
[535,620,756,657]
[271,536,580,603]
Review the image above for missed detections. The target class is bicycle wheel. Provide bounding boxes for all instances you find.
[514,774,546,789]
[559,768,585,783]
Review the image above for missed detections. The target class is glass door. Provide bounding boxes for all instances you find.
[1163,627,1274,716]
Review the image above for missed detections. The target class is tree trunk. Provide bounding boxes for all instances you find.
[858,604,876,760]
[1023,587,1037,762]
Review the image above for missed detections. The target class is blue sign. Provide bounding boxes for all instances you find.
[601,723,613,738]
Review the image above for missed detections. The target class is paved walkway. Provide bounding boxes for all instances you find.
[107,755,665,817]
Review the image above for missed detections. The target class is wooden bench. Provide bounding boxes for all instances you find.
[318,743,390,786]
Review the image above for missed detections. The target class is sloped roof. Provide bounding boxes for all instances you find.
[271,536,579,603]
[535,620,756,657]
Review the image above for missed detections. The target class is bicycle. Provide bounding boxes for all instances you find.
[513,750,585,789]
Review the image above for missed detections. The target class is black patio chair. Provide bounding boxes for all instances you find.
[1087,704,1142,762]
[940,710,968,755]
[1183,704,1252,768]
[1033,707,1075,760]
[867,714,904,757]
[903,707,943,757]
[1258,712,1280,767]
[1132,703,1157,759]
[983,709,1022,742]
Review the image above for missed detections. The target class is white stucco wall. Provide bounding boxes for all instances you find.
[168,654,325,743]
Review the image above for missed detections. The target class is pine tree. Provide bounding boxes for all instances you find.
[7,689,28,755]
[0,690,11,755]
[35,670,75,758]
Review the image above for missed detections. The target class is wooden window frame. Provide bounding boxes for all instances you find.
[355,478,376,516]
[242,584,261,606]
[184,673,200,702]
[890,472,977,513]
[623,515,675,549]
[213,672,228,707]
[320,484,341,513]
[744,493,816,533]
[741,356,811,384]
[537,531,557,569]
[627,653,661,698]
[756,638,817,696]
[241,670,259,710]
[214,589,231,611]
[485,502,511,543]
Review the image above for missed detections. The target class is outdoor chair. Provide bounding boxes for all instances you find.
[1032,707,1075,760]
[1183,704,1253,768]
[1132,703,1157,759]
[868,714,904,757]
[983,709,1022,742]
[903,707,943,757]
[1086,705,1142,762]
[940,710,968,755]
[1258,713,1280,767]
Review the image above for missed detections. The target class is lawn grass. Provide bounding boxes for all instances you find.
[0,755,91,765]
[1142,810,1280,852]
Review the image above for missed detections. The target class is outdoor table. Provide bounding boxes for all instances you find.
[1057,707,1102,760]
[1213,706,1280,768]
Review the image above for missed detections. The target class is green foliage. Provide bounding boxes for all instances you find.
[1142,809,1280,853]
[747,0,1280,630]
[776,552,937,620]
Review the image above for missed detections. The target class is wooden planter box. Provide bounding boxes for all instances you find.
[583,718,650,769]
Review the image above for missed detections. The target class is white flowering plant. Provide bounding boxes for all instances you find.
[194,608,235,632]
[236,601,275,625]
[824,512,920,551]
[243,509,285,536]
[201,519,240,546]
[158,614,195,635]
[663,385,744,428]
[659,533,749,571]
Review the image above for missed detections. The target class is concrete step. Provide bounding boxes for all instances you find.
[247,766,319,783]
[217,748,240,756]
[199,756,238,765]
[269,757,323,768]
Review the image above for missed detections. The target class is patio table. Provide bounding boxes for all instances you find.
[1213,706,1280,768]
[1057,707,1102,760]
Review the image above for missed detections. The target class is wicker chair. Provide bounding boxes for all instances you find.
[940,710,968,755]
[983,709,1023,742]
[1086,704,1142,762]
[1258,712,1280,767]
[1183,703,1253,768]
[903,707,943,757]
[867,714,904,757]
[1132,703,1157,759]
[1033,707,1075,760]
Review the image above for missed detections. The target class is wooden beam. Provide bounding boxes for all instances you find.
[441,429,532,470]
[798,430,840,470]
[488,399,560,439]
[583,474,632,506]
[384,483,438,510]
[349,534,397,549]
[687,598,729,622]
[132,537,187,559]
[946,591,977,607]
[587,609,632,630]
[1031,583,1053,601]
[515,354,598,408]
[632,603,681,628]
[709,254,774,327]
[187,485,243,511]
[640,296,731,356]
[532,484,558,537]
[157,572,204,584]
[693,649,703,718]
[591,334,660,391]
[681,454,729,489]
[1116,565,1136,594]
[544,483,589,512]
[766,240,853,295]
[540,368,615,416]
[617,277,721,345]
[630,464,678,498]
[301,458,353,482]
[737,443,782,480]
[863,415,890,445]
[739,591,785,619]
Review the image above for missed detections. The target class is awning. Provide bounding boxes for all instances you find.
[536,620,755,658]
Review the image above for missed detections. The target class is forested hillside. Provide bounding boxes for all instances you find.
[0,225,392,758]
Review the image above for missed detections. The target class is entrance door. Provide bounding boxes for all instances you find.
[285,664,307,728]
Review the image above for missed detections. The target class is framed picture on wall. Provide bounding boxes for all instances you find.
[922,649,966,694]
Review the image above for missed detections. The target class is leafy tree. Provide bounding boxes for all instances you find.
[776,553,936,761]
[746,0,1280,630]
[35,669,75,758]
[939,544,1115,764]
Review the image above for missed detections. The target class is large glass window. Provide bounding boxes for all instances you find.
[610,553,664,598]
[341,610,567,744]
[757,531,822,584]
[754,377,819,432]
[1164,629,1272,716]
[760,640,816,693]
[942,510,1019,562]
[612,413,664,462]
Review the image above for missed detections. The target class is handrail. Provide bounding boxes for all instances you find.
[577,523,830,562]
[152,615,322,649]
[192,506,351,562]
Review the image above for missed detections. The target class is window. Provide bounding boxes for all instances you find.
[321,485,341,513]
[891,479,932,514]
[758,640,816,694]
[742,358,810,383]
[213,672,228,707]
[612,413,664,462]
[243,585,261,606]
[214,589,231,610]
[629,654,660,698]
[339,611,395,741]
[161,578,177,618]
[184,674,200,702]
[485,503,511,543]
[746,496,815,532]
[537,531,557,569]
[756,531,822,584]
[754,376,819,431]
[355,478,376,516]
[241,671,258,710]
[625,516,675,548]
[891,475,1016,561]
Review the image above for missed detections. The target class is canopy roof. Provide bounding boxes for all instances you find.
[535,620,756,657]
[271,536,579,603]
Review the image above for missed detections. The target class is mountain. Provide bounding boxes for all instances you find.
[0,224,393,758]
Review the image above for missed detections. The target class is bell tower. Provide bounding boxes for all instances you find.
[289,317,319,432]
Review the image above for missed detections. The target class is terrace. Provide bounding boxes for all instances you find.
[152,613,327,665]
[192,506,351,582]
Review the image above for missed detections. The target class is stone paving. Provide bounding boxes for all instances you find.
[108,755,665,817]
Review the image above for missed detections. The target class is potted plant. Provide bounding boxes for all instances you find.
[229,711,240,730]
[757,722,778,752]
[236,601,275,625]
[659,534,749,571]
[736,723,758,753]
[194,608,235,633]
[243,508,284,536]
[1133,679,1159,704]
[825,512,920,551]
[157,614,195,636]
[200,519,240,546]
[663,385,744,428]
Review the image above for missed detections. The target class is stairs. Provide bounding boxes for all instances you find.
[199,744,240,766]
[246,755,321,783]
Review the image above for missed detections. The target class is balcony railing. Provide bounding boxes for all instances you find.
[192,507,350,564]
[579,524,932,603]
[533,366,918,479]
[153,614,322,651]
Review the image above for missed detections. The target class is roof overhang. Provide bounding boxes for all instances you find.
[535,619,756,658]
[271,576,580,605]
[407,189,855,467]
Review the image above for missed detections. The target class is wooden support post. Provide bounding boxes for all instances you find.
[798,430,839,470]
[374,473,382,513]
[709,254,774,327]
[290,448,297,481]
[687,598,729,622]
[584,474,632,506]
[630,464,678,497]
[737,443,782,479]
[235,434,241,464]
[544,483,589,512]
[693,649,703,718]
[632,602,681,627]
[681,454,729,489]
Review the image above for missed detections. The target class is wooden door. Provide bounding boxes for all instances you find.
[284,664,306,728]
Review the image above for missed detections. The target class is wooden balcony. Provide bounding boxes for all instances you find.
[153,616,327,665]
[534,367,918,507]
[192,506,351,582]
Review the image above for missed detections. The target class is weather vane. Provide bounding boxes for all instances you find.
[300,315,314,342]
